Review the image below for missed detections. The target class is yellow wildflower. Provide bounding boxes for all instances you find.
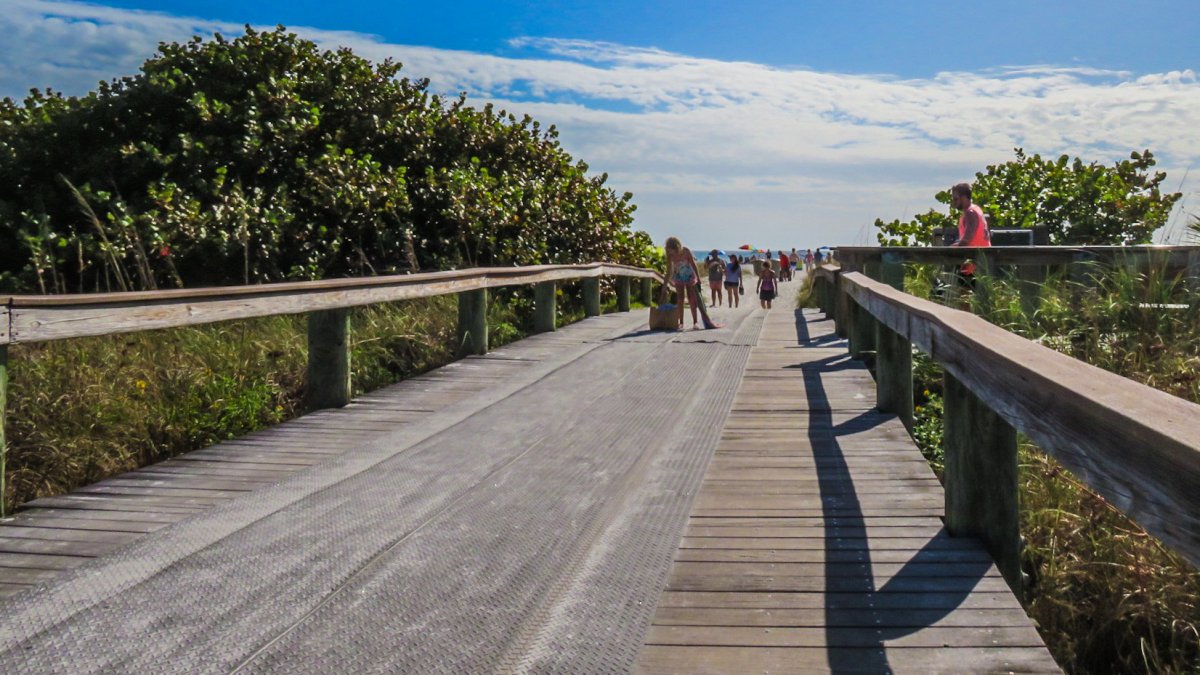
[135,380,148,391]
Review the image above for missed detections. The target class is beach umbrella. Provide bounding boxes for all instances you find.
[738,244,752,250]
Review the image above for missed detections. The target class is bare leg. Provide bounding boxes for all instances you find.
[685,284,700,326]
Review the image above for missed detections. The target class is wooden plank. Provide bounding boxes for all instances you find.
[841,271,1200,567]
[636,645,1061,674]
[0,551,92,571]
[6,263,661,344]
[644,624,1046,648]
[651,607,1037,628]
[654,590,1024,611]
[0,536,116,557]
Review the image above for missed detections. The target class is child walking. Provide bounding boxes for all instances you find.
[757,259,777,309]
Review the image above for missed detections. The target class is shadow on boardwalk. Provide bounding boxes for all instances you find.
[795,310,990,672]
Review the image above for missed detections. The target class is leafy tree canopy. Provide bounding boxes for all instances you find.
[0,26,652,293]
[875,148,1182,247]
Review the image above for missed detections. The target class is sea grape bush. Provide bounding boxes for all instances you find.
[0,27,652,292]
[875,148,1181,247]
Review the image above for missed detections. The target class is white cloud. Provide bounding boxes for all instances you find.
[3,0,1198,247]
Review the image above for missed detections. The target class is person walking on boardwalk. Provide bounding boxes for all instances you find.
[756,259,778,309]
[706,250,725,307]
[778,250,790,282]
[790,248,800,278]
[724,255,743,308]
[949,182,991,284]
[804,248,815,274]
[665,236,702,329]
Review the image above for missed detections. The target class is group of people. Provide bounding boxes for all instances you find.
[664,238,811,330]
[657,182,991,331]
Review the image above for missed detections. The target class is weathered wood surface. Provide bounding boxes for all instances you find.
[834,245,1200,269]
[636,299,1059,674]
[3,263,661,344]
[841,270,1200,569]
[0,313,645,598]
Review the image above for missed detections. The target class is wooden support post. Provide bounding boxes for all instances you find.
[616,276,631,312]
[834,274,850,338]
[641,278,654,306]
[943,371,1022,595]
[0,344,7,518]
[849,300,875,361]
[973,250,996,317]
[534,281,557,333]
[307,308,351,411]
[1016,265,1046,317]
[880,252,905,291]
[582,277,601,317]
[456,288,488,357]
[875,321,913,431]
[1187,250,1200,294]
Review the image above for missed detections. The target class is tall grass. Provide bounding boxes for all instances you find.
[2,292,567,513]
[904,260,1200,673]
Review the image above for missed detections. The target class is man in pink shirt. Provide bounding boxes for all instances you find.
[949,183,990,279]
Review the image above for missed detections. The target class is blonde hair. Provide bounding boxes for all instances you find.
[664,236,682,252]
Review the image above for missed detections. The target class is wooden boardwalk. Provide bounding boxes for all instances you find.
[0,286,1059,673]
[636,299,1060,673]
[0,313,645,598]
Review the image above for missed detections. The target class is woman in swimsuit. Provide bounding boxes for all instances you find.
[665,236,701,329]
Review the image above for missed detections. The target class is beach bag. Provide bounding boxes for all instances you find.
[649,302,681,330]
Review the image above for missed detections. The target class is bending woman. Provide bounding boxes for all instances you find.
[665,236,701,329]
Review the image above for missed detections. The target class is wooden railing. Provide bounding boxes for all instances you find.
[810,255,1200,592]
[0,262,664,515]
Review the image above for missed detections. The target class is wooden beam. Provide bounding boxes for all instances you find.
[534,281,557,333]
[875,321,913,431]
[306,309,351,410]
[833,245,1199,269]
[641,278,654,306]
[582,278,601,317]
[3,264,662,345]
[840,271,1200,568]
[943,371,1021,595]
[456,289,488,357]
[616,277,631,312]
[0,344,7,518]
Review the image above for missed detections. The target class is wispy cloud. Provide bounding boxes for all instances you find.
[3,0,1198,246]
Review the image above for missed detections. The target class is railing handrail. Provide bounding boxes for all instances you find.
[815,261,1200,569]
[832,244,1200,269]
[0,263,663,345]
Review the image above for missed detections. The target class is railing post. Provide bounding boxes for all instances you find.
[456,288,488,357]
[0,344,7,517]
[943,371,1022,595]
[834,272,850,338]
[307,308,351,410]
[849,300,875,362]
[1016,265,1046,317]
[640,278,654,306]
[534,281,557,333]
[616,277,631,312]
[875,321,913,431]
[582,277,601,317]
[1187,250,1200,294]
[880,251,904,291]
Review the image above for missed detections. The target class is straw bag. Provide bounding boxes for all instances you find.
[649,303,681,330]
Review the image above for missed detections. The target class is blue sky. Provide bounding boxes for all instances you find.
[3,1,1199,248]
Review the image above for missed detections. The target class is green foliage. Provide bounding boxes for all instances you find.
[3,296,459,512]
[875,148,1182,246]
[0,27,653,293]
